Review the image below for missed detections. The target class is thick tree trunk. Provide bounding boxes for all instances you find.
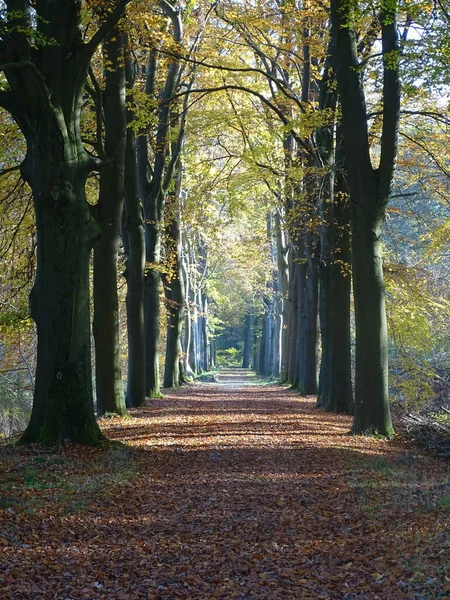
[181,253,194,377]
[319,193,353,414]
[259,300,272,376]
[293,246,307,390]
[22,150,103,445]
[272,300,282,378]
[200,294,209,372]
[327,145,353,414]
[144,264,161,397]
[93,31,127,417]
[4,0,123,445]
[316,77,335,410]
[274,211,289,380]
[286,252,299,386]
[331,0,398,436]
[163,284,182,388]
[191,302,200,374]
[351,199,392,433]
[317,221,331,408]
[315,65,353,413]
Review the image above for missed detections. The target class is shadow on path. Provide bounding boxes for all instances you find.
[1,372,449,600]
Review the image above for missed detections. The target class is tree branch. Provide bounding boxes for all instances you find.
[167,84,311,154]
[378,1,401,201]
[84,0,131,58]
[0,164,21,178]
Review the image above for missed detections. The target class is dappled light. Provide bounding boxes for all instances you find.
[2,373,449,599]
[0,1,450,598]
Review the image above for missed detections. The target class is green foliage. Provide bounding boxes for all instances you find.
[216,347,242,368]
[439,496,450,510]
[0,10,58,48]
[386,263,449,409]
[383,49,400,70]
[195,371,219,382]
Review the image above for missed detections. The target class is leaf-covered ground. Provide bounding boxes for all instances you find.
[1,369,449,599]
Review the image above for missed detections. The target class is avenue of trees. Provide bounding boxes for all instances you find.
[0,0,449,443]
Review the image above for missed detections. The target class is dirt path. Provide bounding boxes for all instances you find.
[214,368,264,387]
[1,372,449,599]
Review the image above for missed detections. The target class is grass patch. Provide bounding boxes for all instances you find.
[195,372,219,383]
[363,457,395,476]
[0,446,139,516]
[439,495,450,510]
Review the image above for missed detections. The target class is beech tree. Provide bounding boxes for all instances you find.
[331,0,399,436]
[0,0,130,444]
[92,27,128,417]
[122,33,146,409]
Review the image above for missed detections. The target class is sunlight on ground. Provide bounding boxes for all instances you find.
[1,371,449,600]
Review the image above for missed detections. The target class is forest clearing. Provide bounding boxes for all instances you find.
[1,371,449,600]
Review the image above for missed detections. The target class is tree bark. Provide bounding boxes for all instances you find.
[327,137,353,414]
[331,0,399,435]
[286,250,299,386]
[93,30,127,417]
[162,174,184,388]
[298,232,319,395]
[123,41,146,409]
[274,210,289,380]
[23,154,102,444]
[1,0,127,444]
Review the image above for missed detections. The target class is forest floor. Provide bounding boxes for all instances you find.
[1,369,450,600]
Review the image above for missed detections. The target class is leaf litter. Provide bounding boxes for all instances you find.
[1,374,449,599]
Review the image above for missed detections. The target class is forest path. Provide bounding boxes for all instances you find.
[1,373,449,599]
[214,367,266,387]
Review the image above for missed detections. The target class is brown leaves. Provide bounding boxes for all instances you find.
[1,376,449,599]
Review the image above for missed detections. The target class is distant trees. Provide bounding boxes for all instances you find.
[0,0,449,444]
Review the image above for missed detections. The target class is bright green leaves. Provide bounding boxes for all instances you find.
[383,49,400,70]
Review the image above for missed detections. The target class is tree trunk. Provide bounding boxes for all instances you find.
[293,245,307,390]
[93,31,127,417]
[272,297,282,378]
[181,252,194,377]
[191,301,200,374]
[259,301,271,376]
[163,186,184,388]
[3,0,124,444]
[286,251,299,386]
[144,264,161,397]
[327,138,353,414]
[22,147,103,445]
[123,44,146,409]
[315,59,353,413]
[331,0,398,436]
[351,198,392,433]
[317,221,331,408]
[242,314,253,368]
[298,237,319,395]
[274,210,289,380]
[200,294,209,372]
[163,282,182,388]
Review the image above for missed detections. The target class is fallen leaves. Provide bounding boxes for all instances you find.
[1,372,449,599]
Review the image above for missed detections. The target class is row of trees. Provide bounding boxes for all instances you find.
[0,0,449,443]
